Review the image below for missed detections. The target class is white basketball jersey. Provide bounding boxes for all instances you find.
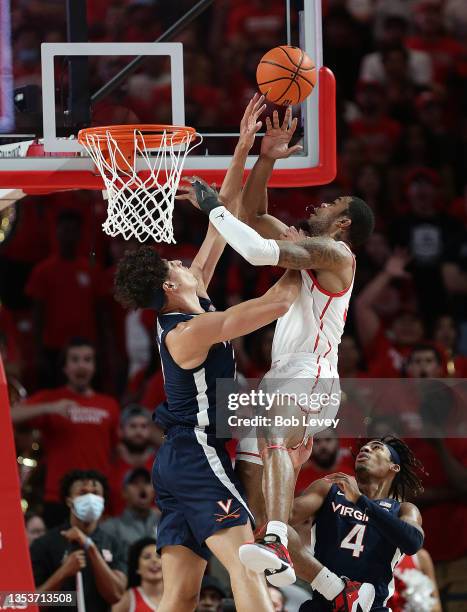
[271,242,355,370]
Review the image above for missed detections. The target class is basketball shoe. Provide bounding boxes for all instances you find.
[239,535,296,587]
[330,578,375,612]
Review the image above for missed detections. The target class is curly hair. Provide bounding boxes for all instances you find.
[380,436,425,501]
[59,469,109,503]
[114,246,169,309]
[127,537,158,587]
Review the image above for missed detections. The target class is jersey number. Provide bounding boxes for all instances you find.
[340,524,367,558]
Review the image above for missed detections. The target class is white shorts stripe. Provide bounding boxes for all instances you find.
[194,429,254,522]
[194,368,210,427]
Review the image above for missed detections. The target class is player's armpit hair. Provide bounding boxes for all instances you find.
[277,236,349,270]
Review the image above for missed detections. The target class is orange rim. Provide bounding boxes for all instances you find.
[77,124,197,149]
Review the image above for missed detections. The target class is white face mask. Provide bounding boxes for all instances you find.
[72,493,104,523]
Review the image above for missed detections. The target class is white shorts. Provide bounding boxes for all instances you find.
[236,353,341,466]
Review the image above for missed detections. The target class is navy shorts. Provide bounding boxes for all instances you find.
[153,426,253,560]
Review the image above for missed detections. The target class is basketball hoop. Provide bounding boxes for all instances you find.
[78,124,201,243]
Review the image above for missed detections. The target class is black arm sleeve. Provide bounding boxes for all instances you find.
[356,496,424,555]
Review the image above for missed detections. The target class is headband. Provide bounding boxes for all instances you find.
[385,444,401,466]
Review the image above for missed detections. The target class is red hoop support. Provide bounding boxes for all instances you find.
[0,68,336,195]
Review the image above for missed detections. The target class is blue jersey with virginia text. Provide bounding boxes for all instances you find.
[312,484,403,611]
[154,297,236,433]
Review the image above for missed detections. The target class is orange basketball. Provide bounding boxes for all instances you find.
[256,46,317,106]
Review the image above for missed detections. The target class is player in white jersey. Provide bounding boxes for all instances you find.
[182,108,375,589]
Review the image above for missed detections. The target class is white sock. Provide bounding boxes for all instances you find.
[311,567,345,601]
[265,521,288,547]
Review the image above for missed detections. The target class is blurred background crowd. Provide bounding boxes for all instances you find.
[1,0,466,610]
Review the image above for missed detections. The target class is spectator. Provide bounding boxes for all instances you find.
[108,405,158,516]
[112,537,162,612]
[407,0,463,84]
[295,429,354,494]
[268,585,286,612]
[11,338,120,527]
[25,209,107,386]
[101,468,159,557]
[338,335,367,378]
[390,168,462,321]
[406,350,467,610]
[25,511,46,545]
[348,80,402,164]
[195,575,227,612]
[432,314,467,377]
[30,470,126,612]
[355,250,424,377]
[360,14,432,86]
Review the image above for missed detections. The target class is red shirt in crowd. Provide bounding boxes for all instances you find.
[349,117,401,163]
[409,439,467,563]
[406,36,463,84]
[295,447,355,495]
[26,256,106,349]
[364,326,414,378]
[26,387,120,502]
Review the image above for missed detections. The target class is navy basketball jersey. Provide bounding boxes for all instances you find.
[154,297,236,433]
[312,485,403,611]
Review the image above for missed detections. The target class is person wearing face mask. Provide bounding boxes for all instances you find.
[30,470,127,612]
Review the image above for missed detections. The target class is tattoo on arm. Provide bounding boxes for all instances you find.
[277,237,349,270]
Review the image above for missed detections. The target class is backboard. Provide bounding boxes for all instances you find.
[0,0,335,196]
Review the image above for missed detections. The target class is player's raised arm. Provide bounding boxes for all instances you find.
[164,270,300,369]
[240,108,302,239]
[177,94,266,293]
[186,179,354,274]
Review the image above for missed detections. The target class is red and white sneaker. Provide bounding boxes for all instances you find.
[239,535,296,587]
[331,578,375,612]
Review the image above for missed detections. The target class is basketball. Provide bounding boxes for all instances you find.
[256,45,317,106]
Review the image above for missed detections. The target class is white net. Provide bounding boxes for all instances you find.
[80,126,201,243]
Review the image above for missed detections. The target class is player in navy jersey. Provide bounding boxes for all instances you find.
[114,95,299,612]
[286,437,425,612]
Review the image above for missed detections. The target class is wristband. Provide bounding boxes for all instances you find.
[192,180,222,215]
[83,536,94,551]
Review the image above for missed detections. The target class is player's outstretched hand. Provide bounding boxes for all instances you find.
[325,472,362,504]
[238,93,267,152]
[176,176,222,215]
[261,107,303,160]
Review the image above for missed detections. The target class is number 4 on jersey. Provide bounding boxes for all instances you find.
[340,524,367,558]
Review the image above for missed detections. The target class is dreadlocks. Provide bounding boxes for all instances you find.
[380,436,425,501]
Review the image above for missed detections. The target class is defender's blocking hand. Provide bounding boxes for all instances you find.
[261,107,302,160]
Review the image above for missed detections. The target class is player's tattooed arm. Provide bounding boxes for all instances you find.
[276,236,352,271]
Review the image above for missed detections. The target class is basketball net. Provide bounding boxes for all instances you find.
[78,125,201,243]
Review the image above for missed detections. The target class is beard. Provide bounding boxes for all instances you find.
[305,216,333,237]
[315,452,338,470]
[123,439,149,454]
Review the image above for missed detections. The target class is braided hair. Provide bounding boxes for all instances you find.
[381,436,425,501]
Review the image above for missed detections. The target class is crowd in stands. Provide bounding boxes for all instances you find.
[1,0,466,610]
